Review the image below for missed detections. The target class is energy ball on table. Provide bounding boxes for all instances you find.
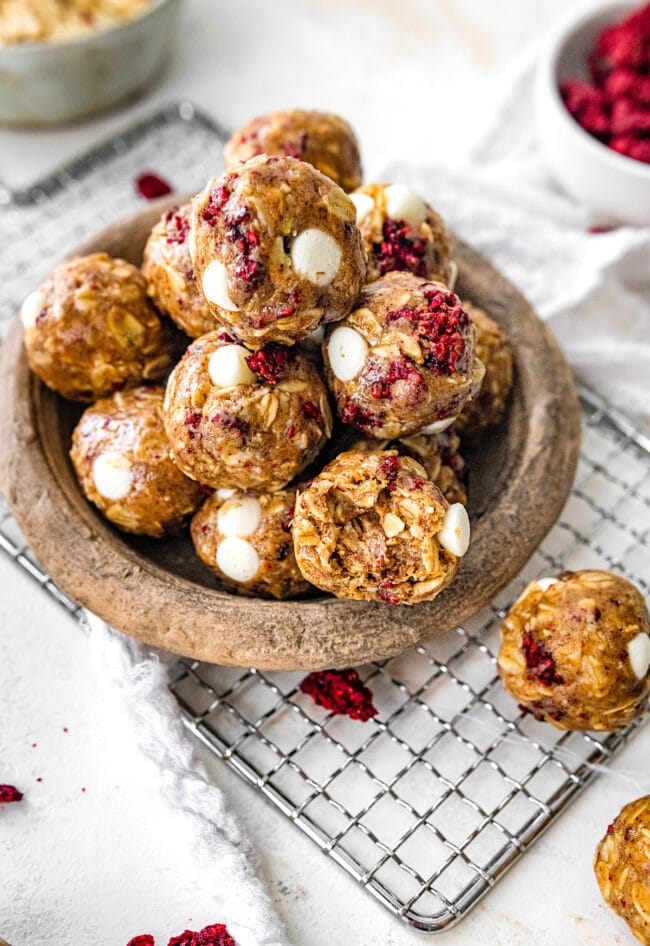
[142,203,216,339]
[595,796,650,946]
[223,109,362,193]
[498,570,650,730]
[21,253,174,401]
[455,302,513,436]
[350,427,467,506]
[292,450,470,604]
[189,155,366,346]
[191,487,310,599]
[163,330,332,490]
[349,182,453,285]
[70,387,204,537]
[323,272,484,440]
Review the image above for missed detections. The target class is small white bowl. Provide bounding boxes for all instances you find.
[0,0,183,126]
[535,0,650,225]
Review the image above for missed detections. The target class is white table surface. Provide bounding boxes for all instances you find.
[2,1,647,944]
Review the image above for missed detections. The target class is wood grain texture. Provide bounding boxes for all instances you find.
[0,198,581,670]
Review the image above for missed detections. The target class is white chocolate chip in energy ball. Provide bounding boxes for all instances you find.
[437,502,470,557]
[384,184,427,224]
[202,260,239,311]
[419,416,458,435]
[216,536,260,582]
[327,325,368,382]
[20,290,46,330]
[291,229,342,286]
[627,632,650,680]
[349,192,374,224]
[92,452,133,502]
[217,496,262,538]
[208,344,257,388]
[536,577,559,592]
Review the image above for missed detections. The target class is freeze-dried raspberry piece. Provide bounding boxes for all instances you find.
[560,81,610,135]
[127,936,155,946]
[300,668,378,721]
[610,98,650,135]
[610,135,650,162]
[0,784,23,803]
[135,172,173,200]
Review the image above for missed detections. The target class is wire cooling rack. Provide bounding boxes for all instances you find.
[1,103,649,933]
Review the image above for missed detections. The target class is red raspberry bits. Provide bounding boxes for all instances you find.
[522,633,564,686]
[0,784,23,803]
[245,343,293,384]
[127,936,155,946]
[165,210,190,245]
[167,924,235,946]
[300,669,379,722]
[135,172,173,200]
[561,2,650,164]
[369,357,423,400]
[374,219,429,278]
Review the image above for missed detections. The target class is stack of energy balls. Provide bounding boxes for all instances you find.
[18,108,650,941]
[22,108,512,605]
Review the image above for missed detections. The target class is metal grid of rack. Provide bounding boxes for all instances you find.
[1,104,649,933]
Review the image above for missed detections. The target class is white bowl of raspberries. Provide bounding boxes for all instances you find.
[535,0,650,224]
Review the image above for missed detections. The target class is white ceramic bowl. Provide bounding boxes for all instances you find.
[535,0,650,225]
[0,0,182,126]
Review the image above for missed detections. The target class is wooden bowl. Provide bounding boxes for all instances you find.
[0,200,581,670]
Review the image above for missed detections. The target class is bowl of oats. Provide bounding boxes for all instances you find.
[0,0,182,125]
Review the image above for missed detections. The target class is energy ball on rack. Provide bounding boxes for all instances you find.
[70,386,205,537]
[163,329,332,490]
[349,182,453,285]
[323,272,485,440]
[292,449,470,604]
[189,155,366,346]
[594,795,650,945]
[21,253,174,401]
[349,427,467,506]
[455,302,513,436]
[498,570,650,731]
[142,203,217,339]
[223,109,362,193]
[191,487,310,599]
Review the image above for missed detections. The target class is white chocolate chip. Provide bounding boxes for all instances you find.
[418,416,458,435]
[437,502,470,557]
[349,192,374,224]
[536,577,559,592]
[92,452,133,501]
[384,184,427,224]
[216,488,236,499]
[216,536,260,583]
[208,345,256,388]
[20,290,46,330]
[291,229,341,286]
[383,513,405,538]
[446,260,458,292]
[627,632,650,680]
[217,496,262,538]
[327,325,368,382]
[202,260,239,311]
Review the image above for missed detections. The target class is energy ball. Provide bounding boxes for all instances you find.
[455,302,513,436]
[163,329,332,490]
[142,203,216,339]
[191,487,310,599]
[189,155,366,346]
[595,796,650,945]
[349,182,453,285]
[70,386,204,537]
[498,570,650,730]
[223,109,362,193]
[21,253,174,402]
[350,428,467,506]
[292,450,470,604]
[323,272,485,440]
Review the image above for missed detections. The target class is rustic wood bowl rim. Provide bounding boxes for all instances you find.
[0,198,581,670]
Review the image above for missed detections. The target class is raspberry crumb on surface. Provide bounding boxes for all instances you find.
[300,668,379,721]
[522,632,564,686]
[245,343,293,384]
[374,219,429,277]
[135,172,173,200]
[127,936,156,946]
[166,924,236,946]
[0,784,23,803]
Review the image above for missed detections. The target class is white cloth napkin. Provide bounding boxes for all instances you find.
[86,51,650,946]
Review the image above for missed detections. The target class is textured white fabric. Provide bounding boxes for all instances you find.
[85,614,288,946]
[391,53,650,419]
[82,52,649,946]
